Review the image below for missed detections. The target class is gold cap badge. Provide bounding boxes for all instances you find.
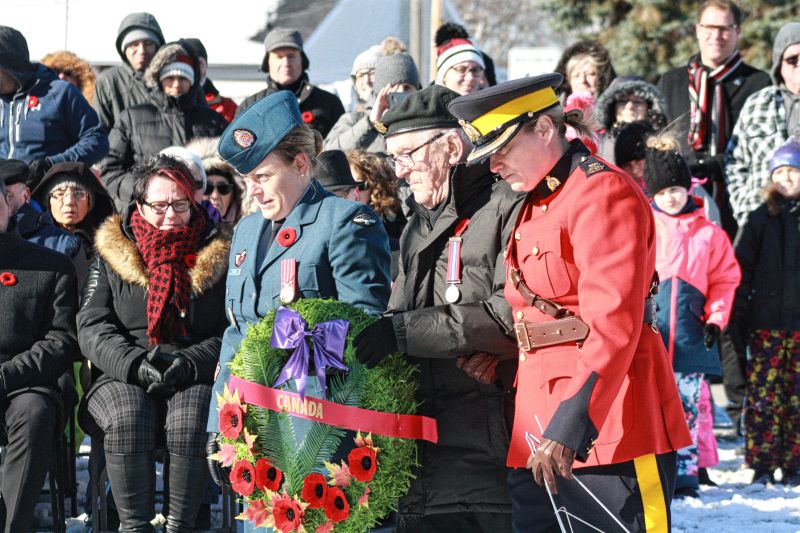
[458,119,481,143]
[373,121,387,134]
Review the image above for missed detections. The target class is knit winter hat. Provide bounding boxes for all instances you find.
[373,53,420,93]
[351,45,382,77]
[0,26,34,84]
[120,28,161,54]
[434,38,485,86]
[643,147,692,195]
[769,137,800,173]
[261,28,309,73]
[615,121,655,167]
[158,55,195,83]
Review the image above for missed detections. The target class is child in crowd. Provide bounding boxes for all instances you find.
[644,134,741,497]
[731,137,800,486]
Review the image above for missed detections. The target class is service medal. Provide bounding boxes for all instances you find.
[445,284,461,303]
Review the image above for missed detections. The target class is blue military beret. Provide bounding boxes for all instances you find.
[217,91,302,174]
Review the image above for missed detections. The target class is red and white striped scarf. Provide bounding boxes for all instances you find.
[687,50,742,153]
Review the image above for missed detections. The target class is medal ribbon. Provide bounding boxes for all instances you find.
[281,258,296,300]
[446,218,471,284]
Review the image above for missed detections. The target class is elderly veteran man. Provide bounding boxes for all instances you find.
[448,74,692,532]
[352,84,524,532]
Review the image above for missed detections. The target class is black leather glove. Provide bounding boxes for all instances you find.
[163,356,196,387]
[456,352,499,384]
[353,316,399,369]
[527,438,576,495]
[135,359,164,389]
[27,158,53,187]
[704,323,721,348]
[206,432,230,487]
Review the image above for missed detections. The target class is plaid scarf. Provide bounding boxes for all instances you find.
[130,209,206,345]
[687,50,743,153]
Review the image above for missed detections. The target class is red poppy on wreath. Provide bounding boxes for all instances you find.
[184,253,197,268]
[28,96,39,108]
[276,227,297,247]
[219,403,245,439]
[301,111,314,124]
[323,486,350,523]
[272,494,304,533]
[348,446,377,482]
[230,460,255,496]
[0,272,17,286]
[254,457,283,492]
[301,472,327,508]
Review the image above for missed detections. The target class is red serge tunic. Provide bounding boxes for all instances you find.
[504,141,692,469]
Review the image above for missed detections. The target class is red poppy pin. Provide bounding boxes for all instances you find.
[277,227,297,247]
[184,253,197,268]
[454,218,471,236]
[234,250,247,267]
[0,272,17,286]
[301,111,314,124]
[27,96,39,109]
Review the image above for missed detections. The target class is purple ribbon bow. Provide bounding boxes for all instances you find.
[271,306,350,398]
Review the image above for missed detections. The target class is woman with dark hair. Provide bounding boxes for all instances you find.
[77,154,231,532]
[346,148,406,243]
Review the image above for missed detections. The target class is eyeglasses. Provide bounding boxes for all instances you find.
[451,64,485,77]
[204,183,233,195]
[386,132,447,170]
[353,69,375,81]
[50,188,89,201]
[142,199,191,214]
[784,55,800,68]
[697,23,738,37]
[617,96,648,106]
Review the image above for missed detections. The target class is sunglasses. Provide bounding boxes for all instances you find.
[784,55,800,68]
[204,183,233,195]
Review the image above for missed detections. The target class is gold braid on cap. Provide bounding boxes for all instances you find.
[373,121,387,134]
[458,119,481,143]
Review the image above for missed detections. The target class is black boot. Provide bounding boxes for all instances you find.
[104,452,155,532]
[165,454,210,533]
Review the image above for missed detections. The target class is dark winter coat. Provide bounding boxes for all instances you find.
[388,161,523,519]
[237,74,345,139]
[0,230,78,397]
[76,211,231,403]
[98,42,229,211]
[92,12,165,129]
[731,189,800,334]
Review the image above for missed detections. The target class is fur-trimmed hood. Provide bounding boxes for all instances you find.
[94,213,231,295]
[40,50,96,104]
[144,42,195,89]
[594,77,668,132]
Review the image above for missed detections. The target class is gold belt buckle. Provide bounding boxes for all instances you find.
[515,322,532,352]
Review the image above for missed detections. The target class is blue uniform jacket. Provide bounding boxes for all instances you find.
[208,181,391,431]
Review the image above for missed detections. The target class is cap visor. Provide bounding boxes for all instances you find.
[466,123,522,165]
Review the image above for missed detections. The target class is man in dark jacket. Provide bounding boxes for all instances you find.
[0,26,108,187]
[657,0,770,238]
[353,85,522,532]
[236,27,344,138]
[98,40,228,211]
[0,176,79,533]
[183,38,237,123]
[93,12,165,130]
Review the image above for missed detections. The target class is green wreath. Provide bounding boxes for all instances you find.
[212,298,419,532]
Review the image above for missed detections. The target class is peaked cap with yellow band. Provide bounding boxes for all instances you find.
[448,73,564,164]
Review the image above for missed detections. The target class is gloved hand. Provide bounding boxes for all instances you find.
[27,158,53,187]
[135,359,164,390]
[206,432,231,487]
[163,356,196,387]
[527,438,576,494]
[704,323,721,348]
[353,316,398,369]
[456,352,499,384]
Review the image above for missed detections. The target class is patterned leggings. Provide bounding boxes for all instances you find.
[675,372,703,489]
[744,329,800,472]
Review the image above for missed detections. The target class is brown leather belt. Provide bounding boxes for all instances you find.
[514,315,590,351]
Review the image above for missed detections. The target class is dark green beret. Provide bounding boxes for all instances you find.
[0,159,30,186]
[375,85,461,137]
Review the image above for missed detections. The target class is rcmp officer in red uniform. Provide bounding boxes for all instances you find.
[449,74,692,532]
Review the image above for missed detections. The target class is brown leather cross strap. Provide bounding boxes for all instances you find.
[508,267,573,319]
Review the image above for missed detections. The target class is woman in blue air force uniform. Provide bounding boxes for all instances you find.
[205,91,392,497]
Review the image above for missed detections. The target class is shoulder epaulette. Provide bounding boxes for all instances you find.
[579,155,609,177]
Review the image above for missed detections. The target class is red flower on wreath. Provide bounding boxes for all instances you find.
[184,253,197,268]
[272,494,303,532]
[219,403,244,439]
[0,272,17,286]
[28,96,39,108]
[323,486,350,523]
[301,111,314,124]
[348,446,377,482]
[230,460,255,496]
[276,227,297,247]
[254,458,283,492]
[301,472,327,508]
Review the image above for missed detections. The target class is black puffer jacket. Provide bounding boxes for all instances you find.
[732,188,800,333]
[76,210,231,405]
[388,161,523,520]
[92,12,166,129]
[98,41,228,211]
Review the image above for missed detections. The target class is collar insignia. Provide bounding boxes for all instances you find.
[545,175,561,191]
